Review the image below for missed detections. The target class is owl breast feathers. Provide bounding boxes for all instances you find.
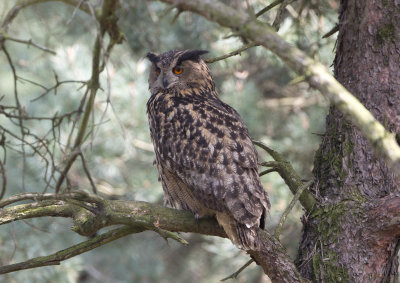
[146,49,270,250]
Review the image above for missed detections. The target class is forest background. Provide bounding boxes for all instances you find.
[0,0,363,282]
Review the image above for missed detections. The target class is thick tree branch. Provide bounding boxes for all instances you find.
[0,192,307,282]
[156,0,400,178]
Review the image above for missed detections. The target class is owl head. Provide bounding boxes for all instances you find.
[146,49,211,95]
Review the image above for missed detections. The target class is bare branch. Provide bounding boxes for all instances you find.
[205,42,258,63]
[0,226,144,274]
[272,0,297,31]
[220,259,254,281]
[0,0,91,33]
[254,141,316,211]
[55,0,122,192]
[29,78,87,102]
[79,153,97,194]
[259,168,277,176]
[274,180,313,238]
[255,0,284,18]
[322,24,339,38]
[2,43,26,192]
[1,33,56,54]
[0,158,6,200]
[0,192,308,281]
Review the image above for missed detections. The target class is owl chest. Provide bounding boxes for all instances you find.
[147,94,200,140]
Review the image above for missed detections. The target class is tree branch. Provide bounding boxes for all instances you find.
[255,0,284,18]
[0,223,187,275]
[272,0,296,31]
[205,42,258,63]
[55,0,122,192]
[0,192,308,282]
[274,180,313,238]
[0,0,91,33]
[254,141,316,211]
[0,33,56,54]
[156,0,400,178]
[0,226,142,274]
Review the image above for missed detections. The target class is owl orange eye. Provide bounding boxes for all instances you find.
[155,67,161,76]
[173,66,183,75]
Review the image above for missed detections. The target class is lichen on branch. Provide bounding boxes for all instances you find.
[0,191,308,282]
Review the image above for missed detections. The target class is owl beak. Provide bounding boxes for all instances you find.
[162,75,169,89]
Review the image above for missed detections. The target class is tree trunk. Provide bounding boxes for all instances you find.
[296,0,400,282]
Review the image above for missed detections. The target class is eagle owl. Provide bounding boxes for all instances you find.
[146,49,270,250]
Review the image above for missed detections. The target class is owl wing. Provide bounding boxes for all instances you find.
[153,96,269,227]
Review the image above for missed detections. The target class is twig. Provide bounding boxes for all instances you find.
[206,42,258,63]
[0,191,100,208]
[9,222,18,264]
[0,106,79,121]
[1,1,91,33]
[220,259,254,281]
[0,226,143,274]
[29,78,87,102]
[274,180,313,238]
[153,227,189,245]
[255,0,284,18]
[159,4,179,19]
[55,0,122,192]
[1,34,56,54]
[272,0,297,31]
[170,8,182,24]
[0,158,6,200]
[66,0,86,25]
[0,125,59,192]
[2,43,26,192]
[259,168,277,176]
[254,140,316,211]
[79,153,97,194]
[322,24,339,38]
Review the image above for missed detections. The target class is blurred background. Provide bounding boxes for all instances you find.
[0,0,337,282]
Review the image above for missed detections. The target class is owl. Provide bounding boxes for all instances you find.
[146,49,270,250]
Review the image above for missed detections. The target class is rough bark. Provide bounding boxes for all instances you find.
[296,1,400,281]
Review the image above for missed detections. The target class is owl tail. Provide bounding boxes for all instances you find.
[216,212,262,250]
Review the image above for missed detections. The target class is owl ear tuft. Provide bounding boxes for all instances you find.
[146,52,159,63]
[177,50,208,65]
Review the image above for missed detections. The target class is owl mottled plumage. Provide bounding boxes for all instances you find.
[146,49,270,249]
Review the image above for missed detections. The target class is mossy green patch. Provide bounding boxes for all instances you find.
[312,251,350,282]
[377,23,395,43]
[314,119,354,188]
[310,203,350,282]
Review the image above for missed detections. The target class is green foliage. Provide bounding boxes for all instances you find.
[0,0,338,281]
